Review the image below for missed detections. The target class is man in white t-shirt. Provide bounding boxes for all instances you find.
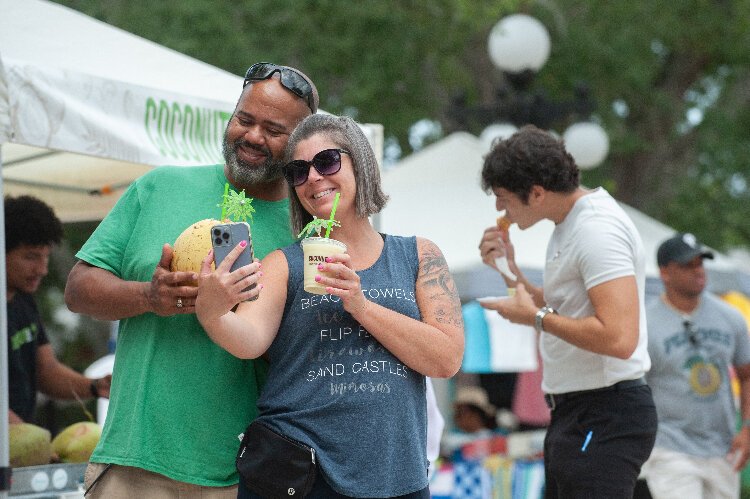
[477,125,656,498]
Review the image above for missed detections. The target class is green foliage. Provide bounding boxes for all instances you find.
[52,0,750,252]
[664,77,750,250]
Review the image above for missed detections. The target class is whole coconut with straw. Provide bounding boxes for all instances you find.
[170,184,255,285]
[171,219,223,285]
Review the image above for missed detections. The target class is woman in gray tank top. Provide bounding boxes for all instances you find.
[196,114,464,498]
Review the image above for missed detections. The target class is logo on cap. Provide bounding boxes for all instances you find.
[682,233,698,249]
[657,232,714,267]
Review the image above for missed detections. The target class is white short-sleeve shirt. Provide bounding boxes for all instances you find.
[541,188,650,393]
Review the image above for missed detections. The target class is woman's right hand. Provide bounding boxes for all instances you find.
[196,242,262,322]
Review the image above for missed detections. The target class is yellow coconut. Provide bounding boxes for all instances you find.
[170,219,223,285]
[51,422,101,463]
[9,423,52,467]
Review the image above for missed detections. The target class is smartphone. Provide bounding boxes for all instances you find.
[211,222,257,299]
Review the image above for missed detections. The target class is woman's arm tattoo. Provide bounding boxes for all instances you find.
[418,240,462,326]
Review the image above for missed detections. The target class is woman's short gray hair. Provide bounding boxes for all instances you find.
[285,114,389,236]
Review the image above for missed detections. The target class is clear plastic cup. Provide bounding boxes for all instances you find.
[300,237,347,295]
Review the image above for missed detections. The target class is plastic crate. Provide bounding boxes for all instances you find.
[9,463,86,498]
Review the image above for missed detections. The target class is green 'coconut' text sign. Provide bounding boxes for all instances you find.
[145,97,231,164]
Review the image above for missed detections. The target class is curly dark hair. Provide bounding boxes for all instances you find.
[480,125,580,203]
[4,195,63,251]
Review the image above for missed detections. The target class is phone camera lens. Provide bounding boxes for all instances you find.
[213,228,221,236]
[222,232,230,240]
[214,237,223,245]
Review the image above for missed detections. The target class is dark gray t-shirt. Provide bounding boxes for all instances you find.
[646,293,750,457]
[256,234,428,496]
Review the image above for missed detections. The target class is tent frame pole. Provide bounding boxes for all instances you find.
[1,147,11,498]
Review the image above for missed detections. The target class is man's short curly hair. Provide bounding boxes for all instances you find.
[4,195,63,251]
[481,125,580,203]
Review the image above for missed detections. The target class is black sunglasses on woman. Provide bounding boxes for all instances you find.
[283,148,350,186]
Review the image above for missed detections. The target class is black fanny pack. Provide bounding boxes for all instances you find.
[236,421,317,499]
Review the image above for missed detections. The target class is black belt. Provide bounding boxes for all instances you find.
[544,377,647,411]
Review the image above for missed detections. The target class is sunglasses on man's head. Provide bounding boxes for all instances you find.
[283,148,350,187]
[243,62,316,113]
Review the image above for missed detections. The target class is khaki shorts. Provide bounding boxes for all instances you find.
[641,446,739,499]
[84,462,238,499]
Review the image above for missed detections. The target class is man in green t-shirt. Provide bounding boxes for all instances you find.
[64,63,318,498]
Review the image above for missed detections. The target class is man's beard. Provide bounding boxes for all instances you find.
[222,132,284,186]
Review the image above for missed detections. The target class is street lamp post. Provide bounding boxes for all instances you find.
[448,13,609,170]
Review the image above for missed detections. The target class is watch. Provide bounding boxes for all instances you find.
[535,306,557,333]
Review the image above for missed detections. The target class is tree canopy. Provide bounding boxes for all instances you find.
[54,0,750,252]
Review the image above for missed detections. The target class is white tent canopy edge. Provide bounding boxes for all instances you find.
[0,0,243,222]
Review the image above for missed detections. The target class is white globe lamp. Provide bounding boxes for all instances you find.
[480,123,519,152]
[562,122,610,169]
[487,14,551,73]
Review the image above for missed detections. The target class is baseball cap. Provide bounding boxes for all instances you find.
[656,233,714,267]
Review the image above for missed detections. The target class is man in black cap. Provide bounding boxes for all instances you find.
[641,233,750,498]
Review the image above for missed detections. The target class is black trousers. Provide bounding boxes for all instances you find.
[543,384,657,499]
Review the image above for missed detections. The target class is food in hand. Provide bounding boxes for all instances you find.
[171,219,223,285]
[496,216,512,231]
[493,215,517,281]
[51,422,101,463]
[9,423,51,467]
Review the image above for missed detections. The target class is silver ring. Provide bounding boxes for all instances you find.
[176,298,183,308]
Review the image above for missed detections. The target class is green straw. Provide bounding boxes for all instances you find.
[220,182,229,220]
[325,193,340,238]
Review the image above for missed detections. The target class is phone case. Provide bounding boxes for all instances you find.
[211,222,257,298]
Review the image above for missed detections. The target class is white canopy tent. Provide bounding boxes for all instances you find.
[0,1,383,222]
[379,132,750,423]
[0,0,248,222]
[1,1,385,490]
[378,132,750,298]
